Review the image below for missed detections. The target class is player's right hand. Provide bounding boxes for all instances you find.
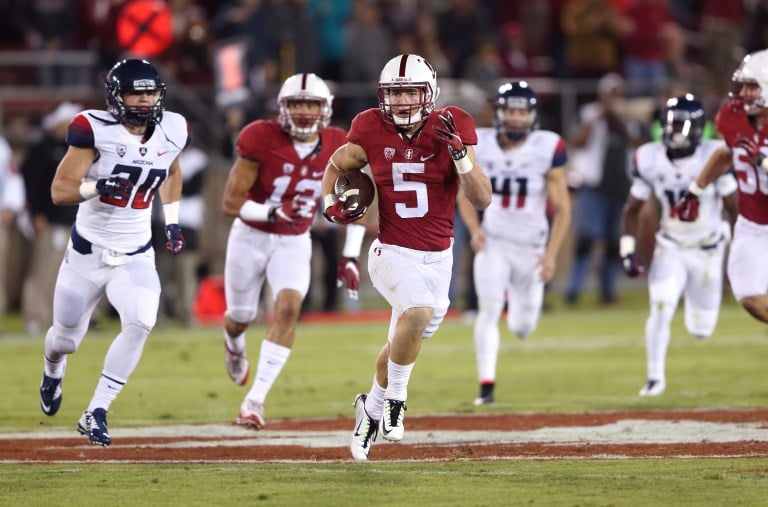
[621,253,645,278]
[336,257,360,300]
[734,135,764,166]
[323,199,366,225]
[268,203,303,228]
[673,191,700,222]
[96,176,134,200]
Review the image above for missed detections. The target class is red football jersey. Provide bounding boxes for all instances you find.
[348,107,478,251]
[236,120,347,234]
[715,99,768,224]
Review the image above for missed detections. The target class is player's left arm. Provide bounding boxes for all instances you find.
[159,157,185,254]
[457,145,492,211]
[540,166,571,282]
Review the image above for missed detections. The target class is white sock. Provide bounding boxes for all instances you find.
[225,330,246,354]
[246,340,291,403]
[364,376,386,420]
[44,355,67,378]
[87,372,126,412]
[384,359,415,402]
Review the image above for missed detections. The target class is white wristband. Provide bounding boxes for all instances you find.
[163,200,180,225]
[343,223,366,258]
[454,155,473,174]
[688,181,705,196]
[239,201,272,221]
[78,181,99,201]
[619,235,636,257]
[323,194,335,210]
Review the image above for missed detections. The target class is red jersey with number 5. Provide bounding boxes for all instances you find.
[348,107,477,251]
[236,119,347,234]
[715,99,768,224]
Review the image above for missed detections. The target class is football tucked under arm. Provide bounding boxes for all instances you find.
[323,169,375,224]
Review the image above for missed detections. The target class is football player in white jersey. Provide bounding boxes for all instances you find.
[457,82,571,406]
[620,94,737,397]
[38,59,189,446]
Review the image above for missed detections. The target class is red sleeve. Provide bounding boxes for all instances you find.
[236,120,272,161]
[442,106,477,145]
[65,114,94,148]
[347,109,380,147]
[715,100,754,148]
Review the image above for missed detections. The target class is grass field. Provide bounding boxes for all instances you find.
[1,288,767,505]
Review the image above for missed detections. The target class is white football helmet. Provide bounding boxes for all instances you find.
[378,54,440,127]
[731,50,768,114]
[277,73,333,140]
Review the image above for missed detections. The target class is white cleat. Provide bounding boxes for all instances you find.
[379,399,407,442]
[350,394,378,460]
[638,379,666,397]
[236,399,265,429]
[225,345,250,386]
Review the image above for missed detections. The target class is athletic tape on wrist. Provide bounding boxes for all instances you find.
[619,235,636,257]
[78,181,99,201]
[343,223,366,258]
[163,200,180,225]
[323,194,335,210]
[688,181,704,196]
[454,155,473,174]
[239,201,272,222]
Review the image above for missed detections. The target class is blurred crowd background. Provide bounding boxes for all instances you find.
[0,0,761,331]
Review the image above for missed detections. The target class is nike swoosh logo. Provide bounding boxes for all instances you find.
[41,401,51,412]
[420,153,435,161]
[311,171,324,178]
[158,150,172,156]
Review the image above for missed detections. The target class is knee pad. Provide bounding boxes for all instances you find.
[227,307,257,325]
[48,324,86,355]
[422,307,448,338]
[121,321,152,343]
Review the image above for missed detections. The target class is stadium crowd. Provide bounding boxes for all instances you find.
[0,0,762,332]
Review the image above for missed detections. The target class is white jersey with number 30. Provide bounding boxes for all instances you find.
[67,110,188,253]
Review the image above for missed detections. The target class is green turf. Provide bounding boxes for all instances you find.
[1,288,767,505]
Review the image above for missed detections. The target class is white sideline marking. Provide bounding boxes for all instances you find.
[2,419,767,448]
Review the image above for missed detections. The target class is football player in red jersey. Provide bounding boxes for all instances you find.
[321,54,492,460]
[674,50,768,324]
[220,73,361,429]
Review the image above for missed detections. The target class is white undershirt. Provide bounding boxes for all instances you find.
[293,139,318,159]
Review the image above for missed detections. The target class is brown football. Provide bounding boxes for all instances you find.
[334,169,376,213]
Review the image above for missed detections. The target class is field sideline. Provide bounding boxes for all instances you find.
[2,292,767,504]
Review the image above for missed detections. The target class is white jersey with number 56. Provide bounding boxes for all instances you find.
[66,110,189,253]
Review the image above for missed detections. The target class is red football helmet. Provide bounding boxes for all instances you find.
[378,54,439,128]
[277,73,333,140]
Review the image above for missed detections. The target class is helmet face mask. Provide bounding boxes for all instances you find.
[378,54,439,128]
[731,50,768,114]
[105,59,166,126]
[494,81,538,141]
[662,94,705,158]
[278,73,334,140]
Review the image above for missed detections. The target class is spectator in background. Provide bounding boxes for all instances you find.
[153,139,209,327]
[565,73,647,305]
[436,0,492,77]
[307,0,352,81]
[19,102,80,335]
[0,132,23,329]
[19,0,78,85]
[621,0,682,97]
[561,0,623,78]
[342,0,394,113]
[498,22,540,78]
